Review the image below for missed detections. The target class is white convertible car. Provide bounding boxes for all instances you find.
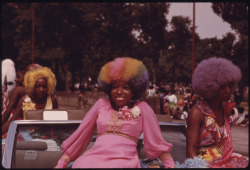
[2,109,186,168]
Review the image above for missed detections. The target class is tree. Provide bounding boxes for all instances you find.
[160,16,193,87]
[70,3,140,90]
[133,3,170,84]
[212,2,248,36]
[5,2,233,90]
[1,3,19,64]
[212,2,248,88]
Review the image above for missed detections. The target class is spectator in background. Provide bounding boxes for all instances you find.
[183,89,191,105]
[180,105,188,120]
[2,66,58,135]
[2,64,43,125]
[15,69,25,86]
[2,59,16,97]
[78,88,86,110]
[2,59,16,118]
[233,89,242,108]
[164,90,177,117]
[240,114,249,127]
[173,107,181,120]
[243,86,248,103]
[163,99,169,115]
[157,84,166,114]
[147,85,155,98]
[229,107,239,125]
[235,107,246,125]
[189,91,200,109]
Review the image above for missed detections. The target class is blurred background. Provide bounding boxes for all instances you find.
[1,2,248,93]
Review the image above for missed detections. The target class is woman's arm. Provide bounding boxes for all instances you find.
[139,101,175,168]
[2,96,25,135]
[51,94,59,109]
[2,87,25,124]
[186,104,204,158]
[55,98,105,168]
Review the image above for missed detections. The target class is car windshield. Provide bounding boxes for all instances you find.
[2,121,82,168]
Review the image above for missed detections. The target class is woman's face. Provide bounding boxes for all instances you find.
[15,71,24,86]
[34,78,48,99]
[111,81,133,109]
[217,82,233,102]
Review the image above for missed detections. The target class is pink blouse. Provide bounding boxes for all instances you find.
[56,97,173,168]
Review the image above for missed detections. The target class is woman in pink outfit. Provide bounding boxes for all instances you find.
[55,57,175,168]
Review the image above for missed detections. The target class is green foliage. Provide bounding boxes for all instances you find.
[2,2,248,91]
[212,2,248,36]
[212,2,248,87]
[160,15,193,86]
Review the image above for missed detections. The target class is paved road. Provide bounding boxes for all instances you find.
[231,125,249,156]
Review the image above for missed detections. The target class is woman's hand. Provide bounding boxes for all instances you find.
[159,152,176,168]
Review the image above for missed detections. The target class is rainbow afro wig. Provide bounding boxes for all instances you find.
[23,67,57,97]
[98,57,149,100]
[192,57,241,99]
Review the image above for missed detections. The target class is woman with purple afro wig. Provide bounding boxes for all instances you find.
[186,57,248,168]
[55,57,176,168]
[192,57,241,99]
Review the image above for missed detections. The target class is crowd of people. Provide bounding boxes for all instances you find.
[145,82,200,121]
[145,81,248,126]
[2,57,248,168]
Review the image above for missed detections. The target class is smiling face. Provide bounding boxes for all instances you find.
[34,78,48,99]
[110,81,134,110]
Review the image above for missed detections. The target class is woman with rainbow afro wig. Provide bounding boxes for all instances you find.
[2,66,59,135]
[186,57,248,168]
[55,57,176,168]
[98,57,149,100]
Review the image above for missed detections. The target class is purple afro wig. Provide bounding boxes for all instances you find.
[98,57,149,100]
[192,57,241,99]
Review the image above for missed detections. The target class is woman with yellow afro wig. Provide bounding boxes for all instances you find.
[23,67,57,97]
[2,66,58,135]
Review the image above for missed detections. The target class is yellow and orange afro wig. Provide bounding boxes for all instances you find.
[23,67,57,97]
[98,57,149,100]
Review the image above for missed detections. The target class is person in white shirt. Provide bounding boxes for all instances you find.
[148,85,155,97]
[164,90,177,117]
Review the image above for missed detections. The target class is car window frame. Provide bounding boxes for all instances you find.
[2,120,81,168]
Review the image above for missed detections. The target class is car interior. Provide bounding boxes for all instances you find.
[5,121,81,168]
[2,109,186,168]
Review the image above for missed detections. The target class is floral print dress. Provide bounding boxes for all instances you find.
[197,100,248,168]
